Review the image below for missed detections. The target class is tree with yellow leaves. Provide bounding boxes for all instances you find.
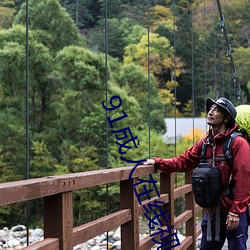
[124,30,185,116]
[0,0,15,29]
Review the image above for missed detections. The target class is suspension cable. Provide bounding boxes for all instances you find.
[173,0,177,189]
[25,0,29,181]
[203,0,207,98]
[218,33,225,96]
[213,0,217,94]
[191,0,195,144]
[104,0,109,247]
[216,0,242,104]
[228,64,231,99]
[25,0,30,245]
[147,0,151,162]
[147,0,152,236]
[173,0,176,154]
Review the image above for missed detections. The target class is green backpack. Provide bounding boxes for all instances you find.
[235,105,250,142]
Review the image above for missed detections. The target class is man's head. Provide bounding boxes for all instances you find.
[206,97,237,128]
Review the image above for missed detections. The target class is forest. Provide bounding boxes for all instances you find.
[0,0,249,227]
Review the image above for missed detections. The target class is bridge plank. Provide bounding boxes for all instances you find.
[0,177,59,206]
[174,184,192,199]
[139,233,160,250]
[73,209,131,245]
[174,210,192,229]
[175,236,193,250]
[139,193,169,216]
[0,165,156,206]
[57,165,156,192]
[22,238,59,250]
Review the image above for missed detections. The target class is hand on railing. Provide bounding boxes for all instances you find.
[141,159,155,165]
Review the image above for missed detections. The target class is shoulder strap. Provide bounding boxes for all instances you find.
[223,132,242,169]
[200,142,208,162]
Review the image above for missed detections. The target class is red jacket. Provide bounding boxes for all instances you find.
[154,124,250,216]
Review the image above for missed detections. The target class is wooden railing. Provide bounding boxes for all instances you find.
[0,164,203,250]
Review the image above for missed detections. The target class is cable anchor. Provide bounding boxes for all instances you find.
[220,15,225,32]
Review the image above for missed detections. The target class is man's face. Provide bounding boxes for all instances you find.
[207,104,226,127]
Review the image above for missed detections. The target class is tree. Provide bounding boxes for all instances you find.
[98,0,146,22]
[61,0,101,29]
[109,127,172,168]
[86,17,139,60]
[234,46,250,102]
[0,5,15,29]
[0,25,56,132]
[148,5,174,33]
[30,141,58,177]
[50,46,142,166]
[116,62,166,132]
[0,42,25,101]
[222,0,250,46]
[0,112,26,180]
[14,0,84,52]
[123,31,185,116]
[124,31,185,87]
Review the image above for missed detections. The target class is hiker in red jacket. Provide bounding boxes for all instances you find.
[143,97,250,250]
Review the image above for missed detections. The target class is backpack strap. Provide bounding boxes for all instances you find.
[200,141,221,242]
[223,131,242,169]
[201,141,226,163]
[200,142,208,163]
[201,131,242,166]
[223,132,242,200]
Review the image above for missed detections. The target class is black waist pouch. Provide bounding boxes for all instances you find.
[192,163,221,208]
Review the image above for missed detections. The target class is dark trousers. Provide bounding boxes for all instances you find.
[200,210,249,250]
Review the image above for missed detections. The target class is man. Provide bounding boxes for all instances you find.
[143,97,250,250]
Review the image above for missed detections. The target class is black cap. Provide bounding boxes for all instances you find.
[206,97,237,119]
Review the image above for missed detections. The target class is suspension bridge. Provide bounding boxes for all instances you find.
[0,0,249,249]
[1,164,249,249]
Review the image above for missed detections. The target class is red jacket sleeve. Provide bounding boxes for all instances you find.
[154,140,203,174]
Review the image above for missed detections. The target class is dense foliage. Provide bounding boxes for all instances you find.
[0,0,249,227]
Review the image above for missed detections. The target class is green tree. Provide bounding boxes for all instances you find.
[0,112,26,180]
[0,38,27,180]
[0,6,15,29]
[30,141,57,177]
[86,17,139,60]
[124,31,185,87]
[51,45,142,167]
[116,63,165,132]
[0,25,56,132]
[109,127,173,168]
[14,0,84,52]
[61,0,101,29]
[234,46,250,102]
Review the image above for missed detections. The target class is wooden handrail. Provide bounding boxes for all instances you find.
[0,164,203,249]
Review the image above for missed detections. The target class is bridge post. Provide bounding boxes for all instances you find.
[44,192,73,250]
[120,178,139,250]
[160,173,175,248]
[185,171,196,250]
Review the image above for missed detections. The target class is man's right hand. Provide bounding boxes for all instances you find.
[142,159,156,165]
